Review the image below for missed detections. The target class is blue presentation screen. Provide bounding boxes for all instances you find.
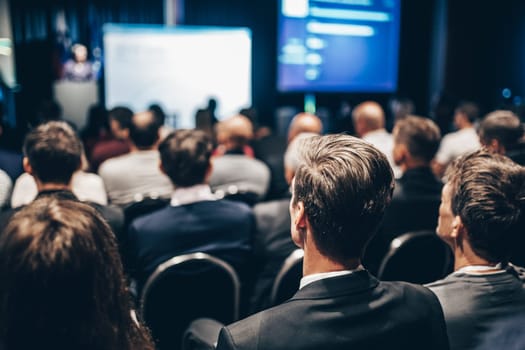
[277,0,401,92]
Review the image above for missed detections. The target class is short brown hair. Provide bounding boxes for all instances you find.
[479,110,524,151]
[23,121,82,184]
[394,116,441,162]
[446,150,525,263]
[293,134,394,262]
[159,129,213,187]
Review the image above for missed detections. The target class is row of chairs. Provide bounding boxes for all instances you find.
[139,230,453,350]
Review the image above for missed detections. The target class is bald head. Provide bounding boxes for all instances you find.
[129,111,160,149]
[288,113,323,143]
[352,101,386,137]
[220,114,254,151]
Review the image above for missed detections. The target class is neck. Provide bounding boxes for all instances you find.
[129,144,155,153]
[36,182,72,193]
[401,159,430,172]
[363,127,384,137]
[302,247,360,276]
[453,239,496,271]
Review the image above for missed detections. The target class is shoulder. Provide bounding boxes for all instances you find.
[131,205,173,230]
[98,155,128,175]
[215,199,253,215]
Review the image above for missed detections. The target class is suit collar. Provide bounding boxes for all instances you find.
[290,270,379,300]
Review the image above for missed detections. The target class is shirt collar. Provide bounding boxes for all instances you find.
[300,266,364,289]
[170,184,217,207]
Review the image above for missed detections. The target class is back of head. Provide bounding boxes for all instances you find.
[479,110,524,152]
[446,150,525,263]
[148,104,166,127]
[222,114,254,151]
[393,115,441,163]
[0,198,153,350]
[352,101,385,136]
[23,121,82,184]
[129,111,160,149]
[293,134,394,263]
[287,113,323,142]
[109,106,133,131]
[159,129,213,187]
[455,101,479,124]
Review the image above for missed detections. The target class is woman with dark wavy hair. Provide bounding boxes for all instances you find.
[0,197,154,350]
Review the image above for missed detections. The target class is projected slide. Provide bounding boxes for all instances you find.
[277,0,400,92]
[104,25,252,128]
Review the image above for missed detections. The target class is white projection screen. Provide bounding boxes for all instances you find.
[103,24,252,129]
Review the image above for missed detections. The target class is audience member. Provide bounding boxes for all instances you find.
[427,150,525,350]
[81,104,110,160]
[216,134,449,350]
[364,116,443,274]
[0,198,154,350]
[209,115,270,203]
[478,109,525,165]
[10,170,107,208]
[90,106,133,172]
[251,112,323,201]
[287,112,323,143]
[433,101,481,178]
[0,121,123,236]
[251,122,289,200]
[128,129,253,290]
[98,110,172,206]
[250,132,317,312]
[148,103,172,140]
[352,101,401,178]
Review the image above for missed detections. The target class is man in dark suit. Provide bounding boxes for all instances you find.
[364,116,443,274]
[0,121,123,236]
[426,150,525,350]
[128,129,254,289]
[216,134,449,350]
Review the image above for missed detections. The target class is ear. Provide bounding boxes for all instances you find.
[451,215,465,239]
[291,200,307,248]
[23,157,33,175]
[393,143,407,166]
[490,139,506,155]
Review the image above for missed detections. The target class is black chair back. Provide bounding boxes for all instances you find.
[270,249,304,306]
[140,253,240,350]
[378,230,453,284]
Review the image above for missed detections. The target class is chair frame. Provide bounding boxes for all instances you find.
[377,230,452,280]
[270,249,304,305]
[140,252,241,321]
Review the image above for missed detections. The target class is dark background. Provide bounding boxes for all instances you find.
[5,0,525,140]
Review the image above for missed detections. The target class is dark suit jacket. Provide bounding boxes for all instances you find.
[364,167,443,274]
[251,196,296,312]
[0,189,124,237]
[217,270,449,350]
[128,199,254,288]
